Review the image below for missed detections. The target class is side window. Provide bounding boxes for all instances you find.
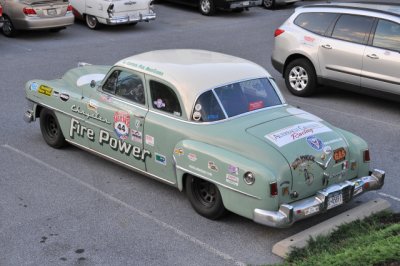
[294,12,338,35]
[331,14,375,44]
[192,91,225,122]
[149,80,182,117]
[102,70,145,105]
[373,19,400,52]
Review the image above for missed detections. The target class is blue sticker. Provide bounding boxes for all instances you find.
[207,114,219,120]
[31,82,38,92]
[155,153,167,166]
[306,136,324,151]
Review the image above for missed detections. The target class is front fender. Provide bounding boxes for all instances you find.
[173,139,280,219]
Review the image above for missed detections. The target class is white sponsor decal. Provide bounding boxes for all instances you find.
[145,135,154,146]
[76,74,105,87]
[226,174,239,186]
[265,122,332,147]
[324,138,343,145]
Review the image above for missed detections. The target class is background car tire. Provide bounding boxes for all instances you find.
[2,15,17,37]
[40,108,66,149]
[85,15,101,30]
[185,175,226,220]
[284,58,318,97]
[199,0,216,16]
[262,0,275,9]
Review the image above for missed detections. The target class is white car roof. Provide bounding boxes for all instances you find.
[116,49,270,117]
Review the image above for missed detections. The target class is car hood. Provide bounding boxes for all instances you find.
[246,109,351,199]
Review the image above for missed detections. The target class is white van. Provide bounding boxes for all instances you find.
[70,0,156,29]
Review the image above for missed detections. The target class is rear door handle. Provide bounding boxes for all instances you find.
[321,44,332,49]
[367,54,379,59]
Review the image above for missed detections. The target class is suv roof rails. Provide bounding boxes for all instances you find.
[301,2,400,18]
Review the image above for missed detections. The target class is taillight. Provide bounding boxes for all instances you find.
[23,7,37,15]
[270,182,278,197]
[274,28,285,37]
[363,150,370,162]
[0,6,3,16]
[67,5,73,12]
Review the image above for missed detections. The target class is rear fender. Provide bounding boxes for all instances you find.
[173,140,279,219]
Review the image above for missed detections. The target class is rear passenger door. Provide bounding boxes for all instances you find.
[318,14,375,86]
[361,19,400,94]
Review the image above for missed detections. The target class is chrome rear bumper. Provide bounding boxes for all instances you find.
[253,169,385,228]
[106,13,156,25]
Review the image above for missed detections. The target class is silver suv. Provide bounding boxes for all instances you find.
[271,3,400,97]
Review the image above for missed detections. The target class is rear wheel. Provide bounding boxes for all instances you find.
[2,15,17,37]
[199,0,216,16]
[186,175,226,219]
[40,108,66,148]
[262,0,275,9]
[284,58,318,96]
[85,15,101,30]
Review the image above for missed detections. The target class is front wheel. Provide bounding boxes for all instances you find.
[85,15,101,30]
[186,175,226,220]
[199,0,216,16]
[40,108,66,148]
[262,0,275,9]
[284,58,318,97]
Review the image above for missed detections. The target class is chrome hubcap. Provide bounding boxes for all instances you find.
[86,16,97,28]
[263,0,273,7]
[289,66,309,91]
[200,0,211,13]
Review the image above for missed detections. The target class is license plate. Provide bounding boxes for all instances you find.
[47,8,56,16]
[327,192,343,209]
[333,147,346,163]
[242,1,250,6]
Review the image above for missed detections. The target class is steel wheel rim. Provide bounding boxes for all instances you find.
[193,179,216,208]
[45,115,59,139]
[200,0,211,13]
[3,18,12,35]
[289,66,309,91]
[263,0,273,7]
[86,16,97,28]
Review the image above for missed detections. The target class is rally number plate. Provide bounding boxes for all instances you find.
[327,192,343,210]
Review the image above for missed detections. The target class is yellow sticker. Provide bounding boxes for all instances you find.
[38,85,53,96]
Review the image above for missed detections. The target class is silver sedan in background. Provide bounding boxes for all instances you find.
[0,0,74,37]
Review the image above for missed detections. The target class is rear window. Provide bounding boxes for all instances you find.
[294,12,338,35]
[192,78,282,122]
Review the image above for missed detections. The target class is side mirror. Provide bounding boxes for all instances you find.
[90,80,96,88]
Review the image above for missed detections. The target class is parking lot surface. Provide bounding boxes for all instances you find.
[1,1,399,265]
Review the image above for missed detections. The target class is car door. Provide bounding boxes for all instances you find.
[318,14,375,86]
[361,18,400,94]
[142,76,187,185]
[86,68,150,172]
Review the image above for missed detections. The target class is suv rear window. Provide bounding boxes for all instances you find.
[331,14,374,44]
[294,12,338,35]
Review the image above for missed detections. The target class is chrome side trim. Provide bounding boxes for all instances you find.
[66,139,176,186]
[176,165,261,200]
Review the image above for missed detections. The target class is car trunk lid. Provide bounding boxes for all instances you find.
[111,0,150,15]
[246,115,351,200]
[21,0,69,17]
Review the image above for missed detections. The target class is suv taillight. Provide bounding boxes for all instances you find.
[274,29,285,37]
[23,7,37,15]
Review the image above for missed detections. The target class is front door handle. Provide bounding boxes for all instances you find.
[134,114,144,119]
[321,44,332,49]
[367,54,379,59]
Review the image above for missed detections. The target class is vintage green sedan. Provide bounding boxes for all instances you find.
[24,49,385,227]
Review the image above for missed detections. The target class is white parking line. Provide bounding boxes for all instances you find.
[289,99,400,129]
[2,144,246,266]
[378,192,400,203]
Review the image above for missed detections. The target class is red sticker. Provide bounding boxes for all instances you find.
[249,101,264,111]
[304,36,315,42]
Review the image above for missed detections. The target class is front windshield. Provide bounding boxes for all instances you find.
[192,78,282,122]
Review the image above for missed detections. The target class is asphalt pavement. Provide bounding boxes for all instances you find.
[0,1,399,265]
